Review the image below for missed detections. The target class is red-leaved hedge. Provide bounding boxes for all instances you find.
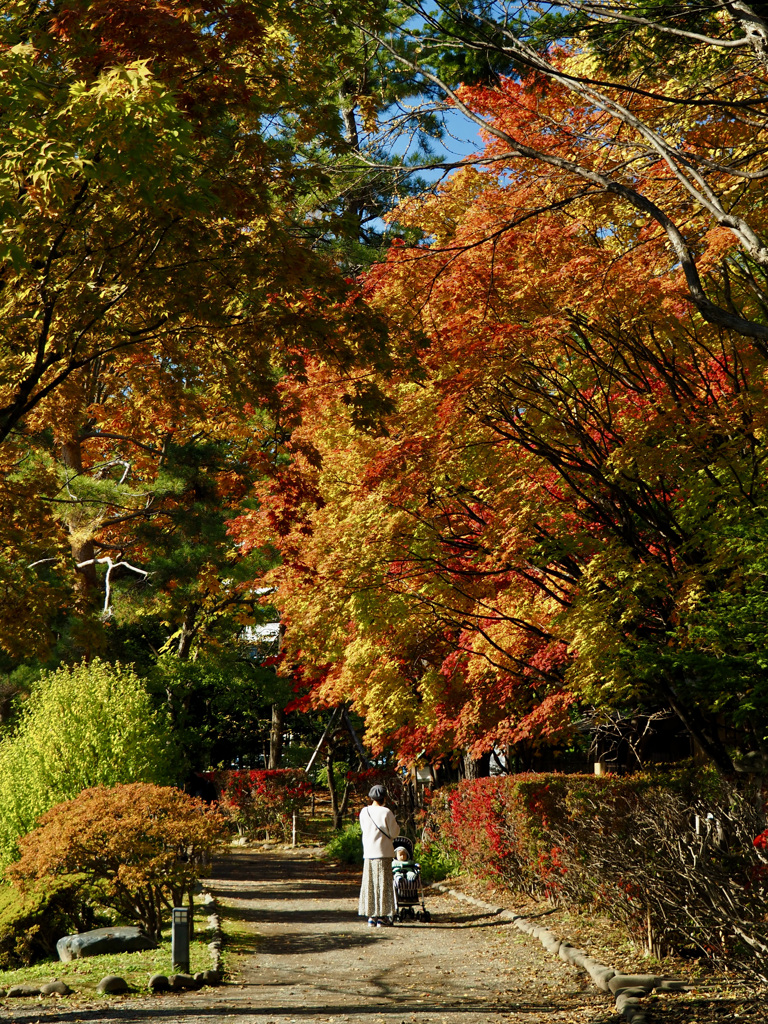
[213,769,311,841]
[429,770,768,979]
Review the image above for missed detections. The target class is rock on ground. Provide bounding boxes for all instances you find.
[57,926,155,962]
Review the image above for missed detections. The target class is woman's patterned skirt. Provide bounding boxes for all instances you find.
[358,857,395,918]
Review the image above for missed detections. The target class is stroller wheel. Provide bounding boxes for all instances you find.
[421,910,431,923]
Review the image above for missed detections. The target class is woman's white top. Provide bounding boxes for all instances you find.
[359,803,399,859]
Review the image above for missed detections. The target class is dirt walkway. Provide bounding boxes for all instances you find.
[0,848,615,1024]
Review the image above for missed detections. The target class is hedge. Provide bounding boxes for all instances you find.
[428,769,768,979]
[213,769,311,841]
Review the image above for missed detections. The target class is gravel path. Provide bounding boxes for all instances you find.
[0,848,615,1024]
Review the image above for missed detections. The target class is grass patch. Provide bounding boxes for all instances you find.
[296,814,338,847]
[214,896,257,984]
[0,900,217,999]
[217,918,257,983]
[0,937,213,997]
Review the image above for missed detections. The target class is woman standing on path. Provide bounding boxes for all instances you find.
[359,785,398,928]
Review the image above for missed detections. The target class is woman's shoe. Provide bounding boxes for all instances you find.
[375,919,383,927]
[367,918,376,927]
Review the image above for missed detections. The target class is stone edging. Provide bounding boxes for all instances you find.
[431,884,687,1024]
[140,891,224,994]
[202,889,223,973]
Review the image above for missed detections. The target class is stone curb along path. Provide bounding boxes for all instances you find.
[203,888,224,974]
[432,883,688,1024]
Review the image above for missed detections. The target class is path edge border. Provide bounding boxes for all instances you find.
[201,889,223,975]
[430,882,687,1023]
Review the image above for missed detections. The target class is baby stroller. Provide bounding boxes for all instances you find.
[391,836,431,923]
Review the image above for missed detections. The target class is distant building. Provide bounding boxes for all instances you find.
[240,622,281,661]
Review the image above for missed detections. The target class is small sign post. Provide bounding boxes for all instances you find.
[172,906,190,974]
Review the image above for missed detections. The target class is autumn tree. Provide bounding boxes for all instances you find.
[1,0,387,441]
[369,1,768,341]
[0,0,394,661]
[7,0,768,777]
[236,42,768,773]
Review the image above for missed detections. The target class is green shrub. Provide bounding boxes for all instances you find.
[316,762,351,797]
[0,876,99,968]
[413,842,458,884]
[324,823,456,882]
[0,659,177,865]
[325,821,363,865]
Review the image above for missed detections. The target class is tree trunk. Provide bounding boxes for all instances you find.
[177,602,199,660]
[661,679,736,775]
[325,755,352,830]
[462,750,492,780]
[60,439,99,607]
[268,703,284,769]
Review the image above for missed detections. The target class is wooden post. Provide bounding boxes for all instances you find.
[305,707,341,774]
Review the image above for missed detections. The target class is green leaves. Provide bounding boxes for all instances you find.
[0,660,177,866]
[0,0,395,664]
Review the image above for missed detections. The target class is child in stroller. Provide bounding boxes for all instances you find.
[391,836,431,923]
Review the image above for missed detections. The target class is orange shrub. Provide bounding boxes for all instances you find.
[9,783,226,940]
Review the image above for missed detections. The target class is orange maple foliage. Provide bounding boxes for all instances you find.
[0,0,389,653]
[10,783,226,940]
[234,63,768,771]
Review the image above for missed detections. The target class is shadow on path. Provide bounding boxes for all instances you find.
[0,1000,621,1024]
[0,848,620,1024]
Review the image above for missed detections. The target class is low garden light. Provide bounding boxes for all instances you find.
[172,907,190,974]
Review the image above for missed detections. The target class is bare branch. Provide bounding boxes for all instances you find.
[76,556,150,616]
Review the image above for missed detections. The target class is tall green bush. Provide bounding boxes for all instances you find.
[0,659,177,865]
